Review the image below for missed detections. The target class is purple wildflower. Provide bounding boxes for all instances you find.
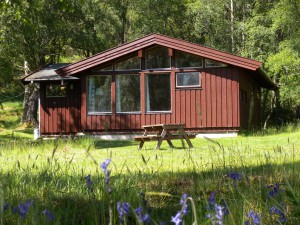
[42,209,55,221]
[100,159,112,193]
[270,203,286,224]
[117,202,130,223]
[208,192,217,210]
[171,212,182,225]
[180,193,189,215]
[268,183,281,198]
[12,200,33,218]
[84,174,93,192]
[100,158,111,173]
[245,210,262,225]
[206,204,225,225]
[228,172,242,181]
[3,203,9,212]
[134,207,151,224]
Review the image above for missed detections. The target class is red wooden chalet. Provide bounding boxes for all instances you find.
[21,34,277,136]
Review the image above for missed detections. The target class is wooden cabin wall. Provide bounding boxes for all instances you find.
[239,71,262,129]
[39,81,81,134]
[79,67,240,133]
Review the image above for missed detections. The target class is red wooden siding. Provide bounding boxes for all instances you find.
[76,67,240,133]
[39,81,81,134]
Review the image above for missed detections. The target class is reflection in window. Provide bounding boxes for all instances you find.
[116,75,140,112]
[92,64,113,72]
[146,74,171,112]
[115,56,140,70]
[176,51,203,68]
[205,59,227,67]
[146,46,170,69]
[176,72,200,87]
[87,75,111,113]
[46,84,66,97]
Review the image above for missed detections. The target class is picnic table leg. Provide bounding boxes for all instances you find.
[155,129,167,150]
[138,140,145,150]
[179,129,194,148]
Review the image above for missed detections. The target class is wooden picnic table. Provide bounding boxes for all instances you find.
[134,123,196,150]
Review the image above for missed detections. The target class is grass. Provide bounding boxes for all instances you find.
[0,100,300,224]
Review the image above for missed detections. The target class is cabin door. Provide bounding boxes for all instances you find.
[40,81,81,134]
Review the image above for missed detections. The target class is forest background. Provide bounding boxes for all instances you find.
[0,0,299,127]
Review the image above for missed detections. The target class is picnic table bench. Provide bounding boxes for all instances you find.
[134,123,196,150]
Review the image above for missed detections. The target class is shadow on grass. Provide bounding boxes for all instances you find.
[2,160,300,225]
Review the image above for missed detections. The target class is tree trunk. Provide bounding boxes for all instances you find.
[21,61,39,127]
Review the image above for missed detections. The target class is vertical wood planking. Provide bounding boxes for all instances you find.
[190,89,196,128]
[81,76,87,131]
[201,72,206,127]
[211,72,217,127]
[186,90,191,127]
[221,73,227,127]
[206,71,212,127]
[180,91,185,124]
[227,70,233,127]
[216,73,222,127]
[232,69,239,127]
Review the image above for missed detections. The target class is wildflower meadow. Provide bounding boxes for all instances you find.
[1,126,300,224]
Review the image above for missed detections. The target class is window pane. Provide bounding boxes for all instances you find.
[46,85,66,97]
[115,56,140,70]
[116,75,140,112]
[205,59,227,67]
[176,51,203,68]
[176,72,200,87]
[146,74,171,111]
[146,46,170,69]
[92,64,113,72]
[87,75,111,113]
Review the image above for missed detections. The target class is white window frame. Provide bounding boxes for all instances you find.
[176,72,201,88]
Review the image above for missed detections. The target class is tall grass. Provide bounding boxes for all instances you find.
[1,130,300,224]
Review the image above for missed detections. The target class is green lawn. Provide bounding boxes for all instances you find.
[1,100,300,224]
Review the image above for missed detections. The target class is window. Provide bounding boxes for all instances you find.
[176,72,200,88]
[146,74,171,112]
[176,51,203,68]
[115,56,140,71]
[92,64,113,72]
[116,75,140,112]
[146,46,170,69]
[205,59,227,67]
[87,75,111,113]
[46,84,66,97]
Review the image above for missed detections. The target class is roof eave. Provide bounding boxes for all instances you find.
[257,67,278,90]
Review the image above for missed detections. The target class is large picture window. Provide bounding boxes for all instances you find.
[146,74,171,112]
[87,75,111,113]
[176,72,200,88]
[116,75,140,112]
[115,56,140,71]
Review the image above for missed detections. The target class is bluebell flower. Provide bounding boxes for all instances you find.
[206,204,225,225]
[3,203,9,212]
[268,183,281,198]
[179,193,189,215]
[171,212,182,225]
[245,210,262,225]
[269,203,286,224]
[100,159,112,193]
[12,200,33,218]
[228,172,242,181]
[100,158,111,173]
[42,209,55,221]
[134,207,151,224]
[208,192,217,210]
[84,174,93,192]
[117,202,130,223]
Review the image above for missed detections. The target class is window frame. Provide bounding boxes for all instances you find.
[204,59,227,68]
[114,55,141,71]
